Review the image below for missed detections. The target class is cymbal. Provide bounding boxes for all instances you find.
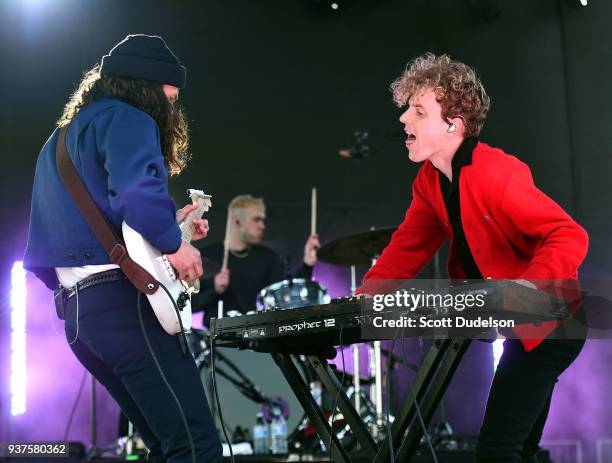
[318,228,396,266]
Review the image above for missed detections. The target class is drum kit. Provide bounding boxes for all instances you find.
[187,226,412,449]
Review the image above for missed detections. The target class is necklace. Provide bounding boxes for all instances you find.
[229,248,250,258]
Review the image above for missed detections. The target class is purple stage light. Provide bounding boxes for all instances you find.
[10,261,27,416]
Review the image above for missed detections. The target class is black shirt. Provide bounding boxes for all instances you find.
[437,137,483,279]
[192,242,313,325]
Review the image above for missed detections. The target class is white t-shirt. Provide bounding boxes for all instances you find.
[55,264,119,288]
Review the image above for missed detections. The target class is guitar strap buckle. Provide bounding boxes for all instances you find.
[109,244,127,265]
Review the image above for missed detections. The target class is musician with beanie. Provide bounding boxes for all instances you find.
[24,34,222,462]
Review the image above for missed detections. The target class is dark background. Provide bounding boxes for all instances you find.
[1,0,610,455]
[2,0,610,273]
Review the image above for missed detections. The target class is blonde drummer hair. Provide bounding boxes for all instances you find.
[229,194,265,219]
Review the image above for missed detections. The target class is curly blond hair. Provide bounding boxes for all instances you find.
[390,53,490,137]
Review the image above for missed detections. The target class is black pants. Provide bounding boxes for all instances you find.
[64,278,222,463]
[475,331,585,462]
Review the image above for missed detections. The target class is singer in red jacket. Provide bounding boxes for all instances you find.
[362,53,588,462]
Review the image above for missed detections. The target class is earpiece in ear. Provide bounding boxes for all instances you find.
[447,124,457,134]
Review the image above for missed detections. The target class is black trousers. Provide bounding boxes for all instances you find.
[63,278,222,463]
[475,329,585,462]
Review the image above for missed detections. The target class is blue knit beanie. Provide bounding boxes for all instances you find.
[100,34,186,88]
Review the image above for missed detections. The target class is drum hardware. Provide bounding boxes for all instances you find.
[317,227,395,266]
[116,422,147,460]
[325,231,416,440]
[126,422,135,455]
[350,265,362,415]
[369,255,386,439]
[200,342,280,408]
[372,340,384,439]
[203,230,388,452]
[187,328,294,434]
[257,278,331,311]
[319,229,397,440]
[352,344,361,412]
[192,326,315,441]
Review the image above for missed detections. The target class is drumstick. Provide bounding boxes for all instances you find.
[311,187,317,236]
[222,207,231,269]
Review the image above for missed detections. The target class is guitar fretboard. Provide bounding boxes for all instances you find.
[180,190,212,242]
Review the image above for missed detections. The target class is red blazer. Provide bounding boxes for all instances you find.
[362,142,589,351]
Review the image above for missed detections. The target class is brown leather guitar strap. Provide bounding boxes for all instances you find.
[55,125,159,295]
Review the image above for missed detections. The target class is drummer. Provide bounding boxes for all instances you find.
[193,194,320,326]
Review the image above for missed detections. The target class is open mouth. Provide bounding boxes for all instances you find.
[405,131,416,145]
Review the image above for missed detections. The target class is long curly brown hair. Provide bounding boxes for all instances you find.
[58,64,190,176]
[390,53,490,138]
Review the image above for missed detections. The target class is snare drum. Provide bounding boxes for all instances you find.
[256,278,331,311]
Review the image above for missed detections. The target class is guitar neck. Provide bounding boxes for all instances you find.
[180,189,212,243]
[181,208,205,242]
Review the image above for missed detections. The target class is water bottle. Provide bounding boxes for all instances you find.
[253,412,269,454]
[310,380,323,407]
[270,414,288,454]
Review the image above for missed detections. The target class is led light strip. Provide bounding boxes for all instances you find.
[10,261,27,416]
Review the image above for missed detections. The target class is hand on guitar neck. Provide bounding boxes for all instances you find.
[169,203,210,283]
[176,203,209,241]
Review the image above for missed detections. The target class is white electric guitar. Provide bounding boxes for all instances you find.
[122,189,212,335]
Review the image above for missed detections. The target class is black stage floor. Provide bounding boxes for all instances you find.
[1,449,553,463]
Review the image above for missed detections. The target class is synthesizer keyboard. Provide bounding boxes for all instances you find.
[209,280,571,353]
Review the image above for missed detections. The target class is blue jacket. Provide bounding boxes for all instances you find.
[23,97,181,289]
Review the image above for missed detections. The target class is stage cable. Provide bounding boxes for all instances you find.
[137,288,196,463]
[54,284,85,442]
[211,334,235,463]
[50,284,80,344]
[402,336,438,463]
[329,326,346,463]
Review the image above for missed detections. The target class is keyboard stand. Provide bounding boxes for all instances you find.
[271,351,354,463]
[271,338,471,462]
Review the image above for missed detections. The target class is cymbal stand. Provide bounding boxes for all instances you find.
[370,341,384,438]
[431,251,455,441]
[369,257,385,438]
[350,265,361,414]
